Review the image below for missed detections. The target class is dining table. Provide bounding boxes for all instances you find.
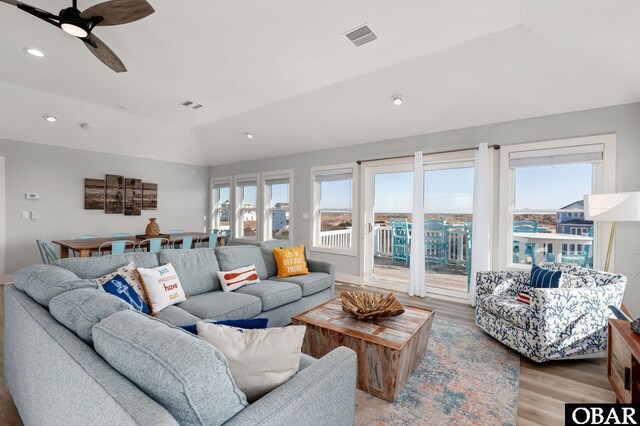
[512,231,593,264]
[52,232,223,258]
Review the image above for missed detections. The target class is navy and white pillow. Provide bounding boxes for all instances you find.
[179,318,268,335]
[103,274,151,315]
[529,265,562,289]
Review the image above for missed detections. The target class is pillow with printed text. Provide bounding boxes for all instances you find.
[136,263,187,315]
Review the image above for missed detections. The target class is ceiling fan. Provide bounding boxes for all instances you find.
[0,0,154,72]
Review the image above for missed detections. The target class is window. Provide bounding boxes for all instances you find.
[499,135,616,270]
[263,171,292,241]
[211,178,231,232]
[234,175,259,240]
[311,164,357,255]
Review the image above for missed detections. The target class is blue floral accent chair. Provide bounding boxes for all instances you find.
[475,263,626,362]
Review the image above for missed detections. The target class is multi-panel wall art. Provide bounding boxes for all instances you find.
[84,175,157,216]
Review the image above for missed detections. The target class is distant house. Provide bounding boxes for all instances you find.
[220,200,230,222]
[556,199,593,253]
[272,202,290,232]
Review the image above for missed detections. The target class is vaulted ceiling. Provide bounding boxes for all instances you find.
[0,0,638,166]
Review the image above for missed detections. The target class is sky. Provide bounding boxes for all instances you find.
[219,162,592,212]
[321,163,592,213]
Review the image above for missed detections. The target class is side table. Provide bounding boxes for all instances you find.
[608,318,640,403]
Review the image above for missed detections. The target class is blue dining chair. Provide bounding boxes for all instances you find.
[168,229,186,234]
[36,240,60,265]
[72,234,101,239]
[425,219,447,269]
[513,220,538,263]
[172,235,194,250]
[137,238,169,253]
[198,230,219,249]
[98,240,135,256]
[390,218,410,266]
[111,232,133,237]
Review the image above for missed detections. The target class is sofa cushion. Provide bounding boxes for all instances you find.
[13,264,100,307]
[55,252,160,279]
[235,280,302,311]
[270,272,332,297]
[216,246,269,280]
[273,246,309,278]
[259,240,292,278]
[49,288,132,345]
[93,310,248,425]
[178,291,262,320]
[478,294,530,329]
[158,248,222,295]
[154,305,201,326]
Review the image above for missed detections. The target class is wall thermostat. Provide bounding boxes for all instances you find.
[25,193,39,200]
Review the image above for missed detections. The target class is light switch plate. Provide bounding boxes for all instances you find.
[21,211,29,219]
[30,211,38,219]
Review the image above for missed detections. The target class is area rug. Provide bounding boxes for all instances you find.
[355,318,519,426]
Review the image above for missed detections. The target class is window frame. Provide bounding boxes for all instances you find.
[498,134,616,271]
[210,176,232,233]
[233,173,260,242]
[310,163,358,257]
[261,169,293,242]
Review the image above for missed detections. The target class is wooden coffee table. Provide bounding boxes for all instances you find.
[292,297,435,402]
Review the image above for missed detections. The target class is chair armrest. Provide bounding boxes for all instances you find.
[224,347,357,426]
[306,259,335,280]
[476,271,529,297]
[530,283,626,343]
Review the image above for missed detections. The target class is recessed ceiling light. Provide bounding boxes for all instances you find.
[245,132,254,139]
[43,114,57,122]
[391,95,403,106]
[24,48,45,57]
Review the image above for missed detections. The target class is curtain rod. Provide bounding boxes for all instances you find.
[356,144,500,165]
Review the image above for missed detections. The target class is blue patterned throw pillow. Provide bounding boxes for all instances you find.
[529,265,562,289]
[179,318,268,335]
[103,274,151,315]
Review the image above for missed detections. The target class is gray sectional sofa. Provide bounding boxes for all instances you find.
[4,242,357,425]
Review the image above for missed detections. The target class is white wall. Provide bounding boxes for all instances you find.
[0,138,210,273]
[210,102,640,314]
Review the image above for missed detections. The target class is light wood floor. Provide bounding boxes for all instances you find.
[0,284,614,426]
[374,256,469,292]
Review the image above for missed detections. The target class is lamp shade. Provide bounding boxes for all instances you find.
[584,192,640,221]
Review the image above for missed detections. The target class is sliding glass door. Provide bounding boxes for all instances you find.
[362,156,474,298]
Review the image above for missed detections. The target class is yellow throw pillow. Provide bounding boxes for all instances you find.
[272,246,309,278]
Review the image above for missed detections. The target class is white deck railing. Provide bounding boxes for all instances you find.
[319,226,469,263]
[319,228,352,247]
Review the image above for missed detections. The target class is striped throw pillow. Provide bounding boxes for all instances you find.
[529,264,562,289]
[516,292,531,305]
[217,264,260,292]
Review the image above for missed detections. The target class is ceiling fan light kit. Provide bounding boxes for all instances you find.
[3,0,155,72]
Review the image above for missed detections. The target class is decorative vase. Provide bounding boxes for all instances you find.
[146,218,160,237]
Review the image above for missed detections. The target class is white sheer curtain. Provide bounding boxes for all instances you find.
[409,151,426,297]
[470,143,492,306]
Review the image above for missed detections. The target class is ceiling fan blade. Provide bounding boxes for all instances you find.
[80,0,154,26]
[0,0,18,5]
[15,2,60,28]
[82,34,127,73]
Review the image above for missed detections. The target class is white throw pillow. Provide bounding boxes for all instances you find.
[98,261,147,301]
[197,322,306,402]
[216,264,260,292]
[136,263,187,315]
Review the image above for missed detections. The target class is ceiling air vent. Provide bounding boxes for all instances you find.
[181,100,203,110]
[344,24,377,47]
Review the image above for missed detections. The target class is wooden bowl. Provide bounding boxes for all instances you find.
[340,291,405,320]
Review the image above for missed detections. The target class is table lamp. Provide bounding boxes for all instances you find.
[584,192,640,271]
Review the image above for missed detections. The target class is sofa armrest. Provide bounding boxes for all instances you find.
[476,271,529,297]
[530,282,626,343]
[224,347,357,426]
[306,259,335,280]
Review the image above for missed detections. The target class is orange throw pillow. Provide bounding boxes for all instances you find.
[272,246,309,278]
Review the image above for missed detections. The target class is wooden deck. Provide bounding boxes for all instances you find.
[374,256,468,293]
